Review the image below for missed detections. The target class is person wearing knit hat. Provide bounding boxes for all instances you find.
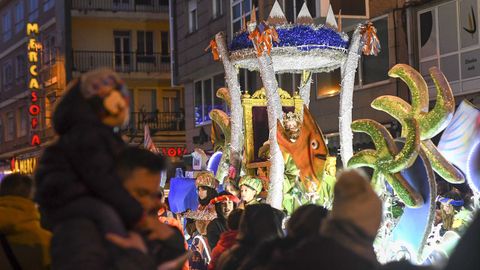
[184,172,219,270]
[183,172,219,235]
[239,176,263,208]
[320,169,382,265]
[195,172,218,190]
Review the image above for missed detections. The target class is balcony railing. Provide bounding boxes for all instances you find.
[128,112,185,132]
[73,51,170,73]
[71,0,169,13]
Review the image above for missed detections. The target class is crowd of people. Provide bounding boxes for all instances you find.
[1,69,479,270]
[2,163,480,270]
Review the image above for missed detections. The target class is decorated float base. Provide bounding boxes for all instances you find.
[182,0,480,267]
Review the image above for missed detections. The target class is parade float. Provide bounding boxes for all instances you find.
[170,0,480,266]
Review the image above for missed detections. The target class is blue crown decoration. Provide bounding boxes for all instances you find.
[230,25,348,52]
[227,1,349,73]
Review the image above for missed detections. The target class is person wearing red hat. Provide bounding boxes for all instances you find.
[207,192,240,249]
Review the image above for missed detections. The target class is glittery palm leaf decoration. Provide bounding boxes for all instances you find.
[371,64,464,183]
[348,118,423,207]
[209,89,232,182]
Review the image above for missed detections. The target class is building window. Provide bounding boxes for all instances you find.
[45,93,56,128]
[138,89,157,112]
[29,0,39,21]
[3,61,14,89]
[136,0,153,5]
[14,1,24,34]
[17,107,28,137]
[6,112,15,142]
[315,69,341,98]
[276,73,301,95]
[42,35,56,65]
[278,0,317,22]
[137,31,154,55]
[330,0,368,18]
[162,90,180,112]
[160,31,170,63]
[276,70,341,99]
[360,16,389,85]
[128,89,135,110]
[231,0,258,35]
[238,68,259,93]
[194,74,227,126]
[348,15,390,89]
[43,0,54,11]
[3,10,12,42]
[113,0,130,11]
[114,31,132,71]
[0,118,4,143]
[15,55,26,80]
[188,0,198,33]
[212,0,223,19]
[418,0,480,96]
[137,31,154,63]
[213,73,228,111]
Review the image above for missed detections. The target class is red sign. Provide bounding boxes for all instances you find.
[161,147,187,157]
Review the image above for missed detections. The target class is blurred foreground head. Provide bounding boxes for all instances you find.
[238,204,283,245]
[328,169,382,238]
[0,173,34,199]
[287,204,328,239]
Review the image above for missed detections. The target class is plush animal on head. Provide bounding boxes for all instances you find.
[80,68,130,127]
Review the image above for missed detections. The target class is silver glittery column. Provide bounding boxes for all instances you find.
[299,70,312,108]
[257,54,285,210]
[215,32,244,173]
[339,24,362,167]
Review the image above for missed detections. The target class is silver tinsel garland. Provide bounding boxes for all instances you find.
[339,24,363,166]
[215,32,244,172]
[257,54,285,210]
[299,70,312,108]
[231,46,347,73]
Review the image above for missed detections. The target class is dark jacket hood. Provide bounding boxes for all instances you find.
[53,79,104,135]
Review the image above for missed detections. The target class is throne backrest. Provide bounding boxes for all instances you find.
[242,88,303,169]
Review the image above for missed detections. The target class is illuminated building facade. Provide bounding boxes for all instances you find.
[0,0,184,176]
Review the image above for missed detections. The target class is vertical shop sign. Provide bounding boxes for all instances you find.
[27,23,41,146]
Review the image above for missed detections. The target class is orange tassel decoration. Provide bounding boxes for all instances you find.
[261,27,279,56]
[205,39,220,61]
[249,25,279,57]
[248,28,263,56]
[360,22,381,56]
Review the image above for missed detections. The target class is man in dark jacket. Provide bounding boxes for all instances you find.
[50,147,186,270]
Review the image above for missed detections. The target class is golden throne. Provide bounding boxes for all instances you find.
[241,88,303,174]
